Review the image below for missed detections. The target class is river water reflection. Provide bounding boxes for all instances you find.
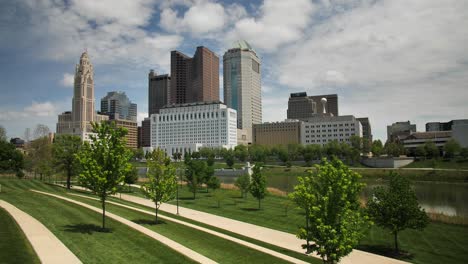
[218,174,468,218]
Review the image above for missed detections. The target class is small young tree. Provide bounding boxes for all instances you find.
[52,134,82,189]
[213,189,226,208]
[76,122,132,229]
[235,174,250,198]
[415,144,427,159]
[207,175,221,192]
[290,158,369,263]
[185,159,208,199]
[249,164,267,209]
[124,165,139,191]
[444,139,461,159]
[461,147,468,159]
[371,140,384,157]
[367,172,429,253]
[141,149,177,223]
[234,145,248,162]
[424,141,440,159]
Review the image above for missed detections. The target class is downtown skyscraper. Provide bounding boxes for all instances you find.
[170,46,219,104]
[223,40,262,140]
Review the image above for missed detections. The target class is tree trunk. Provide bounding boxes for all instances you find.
[306,211,310,251]
[155,204,159,224]
[102,199,106,229]
[394,231,399,253]
[66,170,71,190]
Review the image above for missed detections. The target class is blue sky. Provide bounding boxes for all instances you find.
[1,0,467,141]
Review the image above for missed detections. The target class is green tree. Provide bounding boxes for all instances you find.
[133,148,144,160]
[277,147,289,164]
[415,144,427,158]
[185,159,209,199]
[324,140,341,159]
[76,122,132,229]
[52,134,81,189]
[461,147,468,159]
[362,138,371,154]
[141,149,177,223]
[384,142,404,157]
[212,189,226,208]
[234,174,250,198]
[349,135,362,153]
[0,141,24,173]
[234,145,248,162]
[424,141,440,159]
[224,150,235,168]
[207,175,221,192]
[249,145,268,162]
[371,140,384,157]
[249,164,267,209]
[28,137,53,181]
[444,139,461,159]
[124,165,139,188]
[367,172,429,253]
[290,159,369,263]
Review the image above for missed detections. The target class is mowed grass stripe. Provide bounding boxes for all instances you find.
[64,193,299,264]
[0,207,40,264]
[0,180,195,264]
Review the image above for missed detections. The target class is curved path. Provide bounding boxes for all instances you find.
[69,193,310,264]
[0,200,82,264]
[122,187,408,264]
[31,190,216,264]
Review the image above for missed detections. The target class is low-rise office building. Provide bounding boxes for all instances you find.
[150,101,237,156]
[253,120,302,146]
[426,119,468,147]
[301,115,363,146]
[401,131,452,153]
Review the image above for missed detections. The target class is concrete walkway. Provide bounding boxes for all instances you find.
[31,190,216,264]
[69,193,310,264]
[119,189,408,264]
[0,200,82,264]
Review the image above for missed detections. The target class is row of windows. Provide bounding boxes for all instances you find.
[305,128,355,133]
[305,138,350,143]
[305,133,354,138]
[157,111,226,122]
[304,123,355,129]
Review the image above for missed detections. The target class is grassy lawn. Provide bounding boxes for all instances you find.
[67,193,316,264]
[0,207,40,264]
[404,159,468,170]
[158,185,468,264]
[0,179,195,264]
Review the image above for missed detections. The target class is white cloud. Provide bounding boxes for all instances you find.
[274,0,468,140]
[137,112,148,124]
[225,0,316,52]
[60,73,74,87]
[160,1,226,34]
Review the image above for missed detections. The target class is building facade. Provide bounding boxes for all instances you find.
[223,40,262,138]
[149,70,170,115]
[402,131,452,153]
[357,117,373,142]
[170,47,219,105]
[109,119,138,149]
[56,51,108,140]
[426,119,468,147]
[387,121,417,142]
[308,94,338,116]
[287,92,338,119]
[253,120,302,146]
[150,102,237,156]
[100,91,137,122]
[301,115,363,146]
[141,118,151,147]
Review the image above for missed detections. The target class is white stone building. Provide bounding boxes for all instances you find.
[150,102,237,156]
[301,115,363,146]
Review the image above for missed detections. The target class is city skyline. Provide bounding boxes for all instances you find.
[1,0,468,142]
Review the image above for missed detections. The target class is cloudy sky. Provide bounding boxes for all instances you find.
[1,0,467,141]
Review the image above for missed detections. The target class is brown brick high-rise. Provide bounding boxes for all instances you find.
[170,46,219,104]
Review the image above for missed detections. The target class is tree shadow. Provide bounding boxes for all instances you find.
[356,244,414,260]
[132,219,166,225]
[63,224,112,234]
[178,197,195,201]
[240,207,261,212]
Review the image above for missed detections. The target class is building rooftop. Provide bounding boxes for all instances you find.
[163,100,225,109]
[405,131,452,140]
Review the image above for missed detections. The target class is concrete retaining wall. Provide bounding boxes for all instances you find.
[361,157,414,168]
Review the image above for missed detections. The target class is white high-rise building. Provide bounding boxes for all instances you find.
[223,40,261,144]
[56,51,108,140]
[150,102,237,156]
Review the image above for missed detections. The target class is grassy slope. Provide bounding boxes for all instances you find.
[0,179,194,264]
[404,159,468,170]
[0,207,40,264]
[160,185,468,264]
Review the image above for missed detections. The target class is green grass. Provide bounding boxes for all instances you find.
[404,159,468,170]
[67,190,321,264]
[0,207,40,264]
[0,179,195,264]
[158,186,468,264]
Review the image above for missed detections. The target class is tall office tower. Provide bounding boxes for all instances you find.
[223,40,262,132]
[73,51,96,131]
[357,117,373,142]
[100,91,137,121]
[148,70,170,115]
[287,92,317,120]
[170,46,219,104]
[57,51,108,140]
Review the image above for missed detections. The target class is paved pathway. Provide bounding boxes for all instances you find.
[122,187,408,264]
[69,193,310,264]
[0,200,82,264]
[31,190,216,264]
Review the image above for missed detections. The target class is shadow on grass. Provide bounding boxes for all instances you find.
[132,219,166,225]
[63,224,112,234]
[178,197,196,201]
[357,244,414,261]
[240,207,261,212]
